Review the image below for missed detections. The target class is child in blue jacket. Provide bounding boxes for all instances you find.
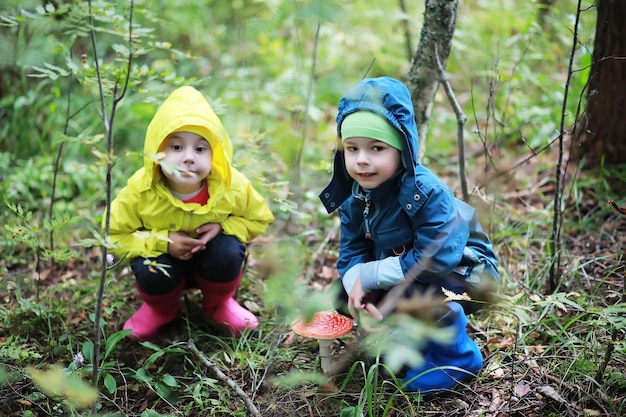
[319,76,499,393]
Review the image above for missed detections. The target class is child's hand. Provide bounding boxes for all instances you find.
[193,223,222,252]
[348,278,384,321]
[168,231,206,260]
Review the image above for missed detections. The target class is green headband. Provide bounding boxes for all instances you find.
[340,111,403,151]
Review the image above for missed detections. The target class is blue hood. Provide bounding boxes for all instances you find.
[320,77,419,213]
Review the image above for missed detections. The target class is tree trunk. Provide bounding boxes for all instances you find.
[572,0,626,167]
[405,0,458,162]
[537,0,555,27]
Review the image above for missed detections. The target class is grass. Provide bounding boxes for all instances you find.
[1,159,626,416]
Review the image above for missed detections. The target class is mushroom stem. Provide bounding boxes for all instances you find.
[318,339,333,375]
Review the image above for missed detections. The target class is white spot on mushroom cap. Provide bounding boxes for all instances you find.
[291,310,354,339]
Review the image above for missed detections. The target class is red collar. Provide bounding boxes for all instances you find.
[182,184,209,205]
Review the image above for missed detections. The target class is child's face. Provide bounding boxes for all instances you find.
[158,131,212,194]
[343,136,401,189]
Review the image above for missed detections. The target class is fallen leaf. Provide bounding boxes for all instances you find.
[484,360,505,379]
[537,385,566,404]
[489,387,504,412]
[514,381,531,397]
[319,265,335,281]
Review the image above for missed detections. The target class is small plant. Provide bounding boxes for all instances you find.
[0,336,43,363]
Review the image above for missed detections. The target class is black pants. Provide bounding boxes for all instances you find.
[130,234,246,295]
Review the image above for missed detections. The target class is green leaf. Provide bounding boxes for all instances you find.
[140,409,177,417]
[160,374,177,388]
[154,381,172,398]
[140,340,166,351]
[103,372,117,394]
[340,406,364,417]
[104,329,132,360]
[82,341,94,364]
[135,367,153,383]
[112,43,130,57]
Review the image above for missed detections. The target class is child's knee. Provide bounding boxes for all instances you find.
[130,256,184,294]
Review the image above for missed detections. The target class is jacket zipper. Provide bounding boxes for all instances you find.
[187,210,194,231]
[363,193,372,239]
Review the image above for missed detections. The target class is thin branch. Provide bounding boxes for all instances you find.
[595,327,619,383]
[549,0,583,293]
[87,1,104,393]
[362,58,376,80]
[434,45,468,202]
[292,20,320,205]
[49,74,72,254]
[609,200,626,216]
[187,339,262,417]
[304,217,339,282]
[470,33,535,182]
[50,92,96,254]
[89,3,109,135]
[398,0,413,62]
[89,0,136,399]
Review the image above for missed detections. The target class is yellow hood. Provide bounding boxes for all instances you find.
[142,86,233,189]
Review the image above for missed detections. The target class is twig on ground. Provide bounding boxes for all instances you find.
[305,219,339,282]
[187,339,262,417]
[250,330,290,401]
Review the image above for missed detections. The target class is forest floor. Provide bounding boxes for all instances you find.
[1,156,625,417]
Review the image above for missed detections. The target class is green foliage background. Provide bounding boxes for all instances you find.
[0,0,593,255]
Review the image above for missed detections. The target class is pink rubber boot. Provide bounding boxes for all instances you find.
[123,280,184,341]
[196,271,258,336]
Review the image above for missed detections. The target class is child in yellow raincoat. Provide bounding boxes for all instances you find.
[107,86,274,340]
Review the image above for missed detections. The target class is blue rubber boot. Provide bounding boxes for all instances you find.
[403,302,483,394]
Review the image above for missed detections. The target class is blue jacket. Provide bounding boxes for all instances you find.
[319,77,499,293]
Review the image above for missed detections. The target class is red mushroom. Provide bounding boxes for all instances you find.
[291,310,354,375]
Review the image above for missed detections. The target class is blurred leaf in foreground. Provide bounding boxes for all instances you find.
[27,365,98,408]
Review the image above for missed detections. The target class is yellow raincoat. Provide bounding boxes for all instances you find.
[106,86,274,259]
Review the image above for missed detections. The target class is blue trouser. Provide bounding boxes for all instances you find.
[333,275,485,393]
